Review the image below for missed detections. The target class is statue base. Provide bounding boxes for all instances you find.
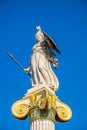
[11,85,72,128]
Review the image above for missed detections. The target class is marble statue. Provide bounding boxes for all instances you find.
[24,26,61,92]
[11,26,72,125]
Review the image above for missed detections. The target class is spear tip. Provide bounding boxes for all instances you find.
[7,52,14,59]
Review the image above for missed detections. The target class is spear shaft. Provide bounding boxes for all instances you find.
[7,52,25,71]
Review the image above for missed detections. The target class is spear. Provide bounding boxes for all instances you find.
[7,52,30,76]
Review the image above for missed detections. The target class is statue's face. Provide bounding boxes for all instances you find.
[35,33,44,42]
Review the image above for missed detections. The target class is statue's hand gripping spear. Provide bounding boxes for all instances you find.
[7,52,30,76]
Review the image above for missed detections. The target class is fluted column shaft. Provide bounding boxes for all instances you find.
[30,119,55,130]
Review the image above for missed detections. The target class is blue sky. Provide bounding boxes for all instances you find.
[0,0,87,130]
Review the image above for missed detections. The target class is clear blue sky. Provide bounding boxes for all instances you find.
[0,0,87,130]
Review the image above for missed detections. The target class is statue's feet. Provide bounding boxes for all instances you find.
[32,83,58,92]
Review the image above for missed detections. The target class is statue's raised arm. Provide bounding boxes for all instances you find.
[25,26,61,92]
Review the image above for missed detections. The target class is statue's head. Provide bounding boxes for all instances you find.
[35,26,44,42]
[36,26,41,32]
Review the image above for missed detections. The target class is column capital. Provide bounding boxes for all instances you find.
[11,86,72,122]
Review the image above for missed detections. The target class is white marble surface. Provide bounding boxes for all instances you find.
[30,119,55,130]
[25,85,55,98]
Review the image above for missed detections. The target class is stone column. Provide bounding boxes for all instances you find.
[11,86,72,130]
[30,119,55,130]
[30,109,55,130]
